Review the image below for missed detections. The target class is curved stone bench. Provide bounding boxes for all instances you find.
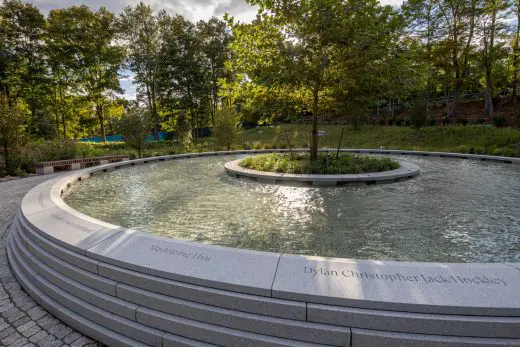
[224,157,420,186]
[7,149,520,346]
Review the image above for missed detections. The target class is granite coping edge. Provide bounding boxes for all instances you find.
[18,149,520,315]
[224,159,420,183]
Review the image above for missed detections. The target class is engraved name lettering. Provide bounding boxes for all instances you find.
[304,266,508,286]
[150,244,213,263]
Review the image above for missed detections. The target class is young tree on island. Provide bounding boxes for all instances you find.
[234,0,402,160]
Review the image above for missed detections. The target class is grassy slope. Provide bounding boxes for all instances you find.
[238,125,520,157]
[14,125,520,168]
[3,125,520,176]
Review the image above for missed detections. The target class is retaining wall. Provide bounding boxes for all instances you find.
[7,149,520,346]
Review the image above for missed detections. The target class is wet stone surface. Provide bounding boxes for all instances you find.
[0,175,99,347]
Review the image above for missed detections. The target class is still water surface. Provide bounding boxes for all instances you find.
[64,155,520,262]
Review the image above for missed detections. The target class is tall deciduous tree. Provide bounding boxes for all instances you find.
[404,0,479,120]
[197,17,231,125]
[510,0,520,97]
[0,1,47,117]
[477,0,509,119]
[118,3,162,140]
[47,6,124,142]
[158,14,208,129]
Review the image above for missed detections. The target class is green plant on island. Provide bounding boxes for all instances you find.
[239,153,400,175]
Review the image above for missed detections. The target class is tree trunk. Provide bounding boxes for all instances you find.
[376,100,379,125]
[452,81,462,121]
[151,85,159,141]
[146,83,159,141]
[513,2,520,97]
[211,61,218,126]
[58,87,67,140]
[450,0,477,119]
[514,47,519,97]
[310,80,320,161]
[62,113,67,140]
[484,8,497,120]
[96,104,106,143]
[444,82,450,125]
[55,107,60,137]
[2,140,8,162]
[28,104,36,136]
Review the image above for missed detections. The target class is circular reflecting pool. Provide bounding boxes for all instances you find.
[63,155,520,263]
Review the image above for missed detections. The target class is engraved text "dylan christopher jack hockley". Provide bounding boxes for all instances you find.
[304,267,508,286]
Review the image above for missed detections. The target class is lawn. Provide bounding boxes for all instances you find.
[239,125,520,157]
[3,125,520,177]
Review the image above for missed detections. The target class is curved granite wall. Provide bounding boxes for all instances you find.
[224,158,420,185]
[7,149,520,347]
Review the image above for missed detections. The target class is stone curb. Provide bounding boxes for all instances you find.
[8,149,520,346]
[224,158,420,186]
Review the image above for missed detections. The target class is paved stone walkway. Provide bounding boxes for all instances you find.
[0,175,99,347]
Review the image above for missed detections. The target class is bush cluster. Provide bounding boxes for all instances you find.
[240,152,400,174]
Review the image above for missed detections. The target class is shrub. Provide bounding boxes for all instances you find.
[117,106,151,158]
[213,109,239,150]
[0,95,27,163]
[493,115,506,128]
[408,100,428,130]
[240,153,399,174]
[5,152,27,176]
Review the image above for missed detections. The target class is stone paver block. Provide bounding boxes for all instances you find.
[63,332,81,344]
[22,325,42,338]
[27,307,46,321]
[53,326,72,339]
[37,334,59,347]
[47,324,65,336]
[16,320,36,332]
[2,331,22,345]
[8,336,28,347]
[7,312,26,324]
[0,327,16,339]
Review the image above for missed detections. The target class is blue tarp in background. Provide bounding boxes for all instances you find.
[80,129,211,143]
[80,131,173,143]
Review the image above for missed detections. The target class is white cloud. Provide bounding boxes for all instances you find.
[379,0,405,6]
[26,0,259,22]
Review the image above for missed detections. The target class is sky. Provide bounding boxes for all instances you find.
[25,0,405,99]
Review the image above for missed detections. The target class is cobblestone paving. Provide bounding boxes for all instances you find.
[0,175,99,347]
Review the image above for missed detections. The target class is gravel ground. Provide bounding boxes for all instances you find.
[0,175,99,347]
